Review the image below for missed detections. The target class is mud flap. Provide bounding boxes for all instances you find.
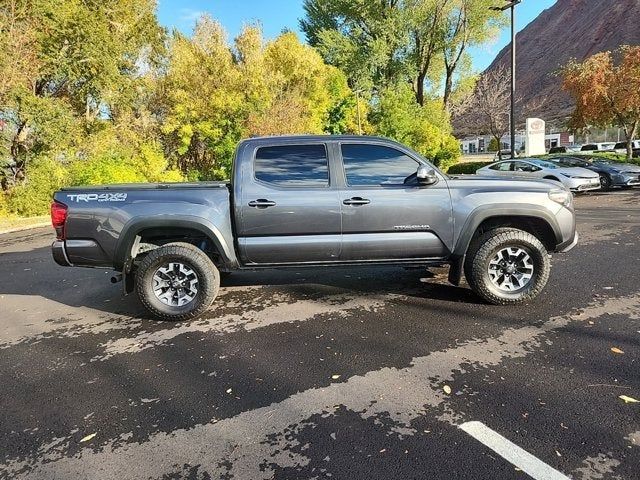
[123,270,135,295]
[448,256,464,286]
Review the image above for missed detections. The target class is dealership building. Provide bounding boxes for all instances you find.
[459,132,575,154]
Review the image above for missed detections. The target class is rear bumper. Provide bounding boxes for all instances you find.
[52,240,73,266]
[52,239,111,267]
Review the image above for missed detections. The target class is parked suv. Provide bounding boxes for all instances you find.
[613,141,640,156]
[548,146,580,154]
[51,136,578,320]
[581,143,616,152]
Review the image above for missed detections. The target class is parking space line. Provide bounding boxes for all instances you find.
[459,421,570,480]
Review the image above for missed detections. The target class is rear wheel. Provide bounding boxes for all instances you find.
[464,228,550,305]
[135,242,219,321]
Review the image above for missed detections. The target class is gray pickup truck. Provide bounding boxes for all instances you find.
[51,135,578,320]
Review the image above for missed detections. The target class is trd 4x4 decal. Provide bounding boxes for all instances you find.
[66,193,128,203]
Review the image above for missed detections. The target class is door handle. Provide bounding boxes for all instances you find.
[248,199,277,208]
[343,197,371,206]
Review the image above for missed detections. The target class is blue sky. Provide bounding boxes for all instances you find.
[157,0,557,72]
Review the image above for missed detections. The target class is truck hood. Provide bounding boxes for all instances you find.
[447,175,562,192]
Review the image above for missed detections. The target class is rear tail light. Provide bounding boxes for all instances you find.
[51,200,68,240]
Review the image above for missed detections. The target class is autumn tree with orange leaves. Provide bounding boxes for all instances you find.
[562,45,640,160]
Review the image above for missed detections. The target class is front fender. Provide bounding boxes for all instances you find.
[451,204,564,258]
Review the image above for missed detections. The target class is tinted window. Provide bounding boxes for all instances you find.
[254,145,329,187]
[581,144,596,151]
[489,162,513,172]
[514,162,540,172]
[341,144,419,186]
[555,157,589,167]
[528,159,558,169]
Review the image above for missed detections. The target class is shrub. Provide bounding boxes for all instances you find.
[370,85,460,170]
[447,161,492,175]
[128,142,185,183]
[6,156,69,216]
[69,154,144,186]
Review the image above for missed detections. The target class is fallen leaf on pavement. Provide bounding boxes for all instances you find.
[610,347,624,354]
[443,385,452,395]
[80,433,96,443]
[619,395,639,404]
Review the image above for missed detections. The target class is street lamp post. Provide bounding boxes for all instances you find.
[491,0,521,160]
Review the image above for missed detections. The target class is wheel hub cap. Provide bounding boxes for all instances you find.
[152,262,199,307]
[488,247,534,292]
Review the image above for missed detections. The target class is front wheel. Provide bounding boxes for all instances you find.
[464,228,551,305]
[599,173,612,191]
[135,242,219,321]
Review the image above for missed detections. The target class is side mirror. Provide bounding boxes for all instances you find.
[417,165,438,186]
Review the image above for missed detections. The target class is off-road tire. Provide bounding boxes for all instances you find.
[136,242,219,321]
[464,228,550,305]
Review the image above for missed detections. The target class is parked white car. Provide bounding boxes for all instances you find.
[613,140,640,154]
[476,158,601,192]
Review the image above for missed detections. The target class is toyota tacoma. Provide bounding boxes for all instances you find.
[51,136,578,320]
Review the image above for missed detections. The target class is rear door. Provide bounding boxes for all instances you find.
[337,142,452,261]
[236,142,342,264]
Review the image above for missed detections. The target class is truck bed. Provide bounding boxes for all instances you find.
[61,181,229,191]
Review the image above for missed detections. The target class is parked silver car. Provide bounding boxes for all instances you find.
[477,158,601,192]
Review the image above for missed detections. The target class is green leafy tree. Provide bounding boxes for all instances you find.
[0,0,165,189]
[301,0,504,108]
[371,84,460,170]
[160,17,244,179]
[161,21,360,178]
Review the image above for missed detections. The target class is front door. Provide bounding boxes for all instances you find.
[337,142,453,261]
[237,143,342,264]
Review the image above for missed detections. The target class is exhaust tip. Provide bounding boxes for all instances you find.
[111,274,123,284]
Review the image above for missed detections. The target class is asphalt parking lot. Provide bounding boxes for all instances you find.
[1,190,639,480]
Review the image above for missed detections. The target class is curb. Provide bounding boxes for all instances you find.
[0,222,51,236]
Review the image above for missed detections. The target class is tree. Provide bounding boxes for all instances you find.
[454,64,512,159]
[160,20,360,179]
[562,45,640,160]
[0,0,165,189]
[300,0,503,108]
[441,0,503,109]
[371,84,460,170]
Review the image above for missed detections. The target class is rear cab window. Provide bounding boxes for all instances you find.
[254,144,329,187]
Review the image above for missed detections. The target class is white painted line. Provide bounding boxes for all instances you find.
[459,421,570,480]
